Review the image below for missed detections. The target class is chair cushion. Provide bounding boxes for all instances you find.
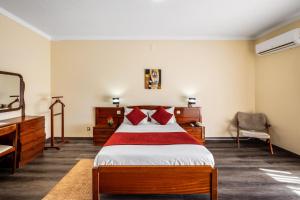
[0,145,13,154]
[240,130,270,139]
[237,112,267,131]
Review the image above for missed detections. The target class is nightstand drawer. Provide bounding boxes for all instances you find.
[93,128,115,145]
[181,125,205,144]
[189,131,202,140]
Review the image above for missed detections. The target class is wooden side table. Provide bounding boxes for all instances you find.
[93,124,117,146]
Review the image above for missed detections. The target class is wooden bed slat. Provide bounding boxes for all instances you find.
[93,166,218,200]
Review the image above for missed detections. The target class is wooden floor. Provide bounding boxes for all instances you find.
[0,138,300,200]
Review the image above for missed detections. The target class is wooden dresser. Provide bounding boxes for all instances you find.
[93,106,205,145]
[0,116,45,167]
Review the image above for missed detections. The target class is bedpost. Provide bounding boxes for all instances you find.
[92,167,100,200]
[211,168,218,200]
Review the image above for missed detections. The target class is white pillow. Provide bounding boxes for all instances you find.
[123,107,149,125]
[148,107,176,124]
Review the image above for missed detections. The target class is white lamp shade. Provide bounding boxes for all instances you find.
[112,98,120,104]
[188,97,196,104]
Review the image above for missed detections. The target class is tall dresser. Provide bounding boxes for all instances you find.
[0,116,45,167]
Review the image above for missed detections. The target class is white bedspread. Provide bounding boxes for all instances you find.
[94,123,215,167]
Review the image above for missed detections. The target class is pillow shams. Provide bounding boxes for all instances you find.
[126,107,147,125]
[149,107,176,124]
[123,107,149,125]
[151,107,173,125]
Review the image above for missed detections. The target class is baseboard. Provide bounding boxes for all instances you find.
[206,137,249,141]
[46,137,92,142]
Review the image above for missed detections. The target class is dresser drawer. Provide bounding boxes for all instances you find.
[20,117,45,134]
[21,134,45,152]
[19,141,44,167]
[20,129,45,145]
[19,116,45,167]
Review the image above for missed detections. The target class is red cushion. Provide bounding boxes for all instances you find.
[151,107,173,125]
[126,107,147,125]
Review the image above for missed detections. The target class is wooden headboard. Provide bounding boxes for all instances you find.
[95,106,202,127]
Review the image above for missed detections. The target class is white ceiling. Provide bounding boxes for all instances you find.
[0,0,300,40]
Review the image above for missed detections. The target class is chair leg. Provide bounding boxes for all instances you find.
[236,130,240,148]
[267,139,274,155]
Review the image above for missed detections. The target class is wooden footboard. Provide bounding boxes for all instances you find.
[92,166,218,200]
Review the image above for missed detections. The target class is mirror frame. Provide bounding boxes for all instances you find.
[0,71,25,117]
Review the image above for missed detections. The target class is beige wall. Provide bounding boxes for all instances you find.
[51,40,255,137]
[255,20,300,155]
[0,14,51,137]
[1,11,299,155]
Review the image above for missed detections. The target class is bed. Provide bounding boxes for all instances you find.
[92,106,218,200]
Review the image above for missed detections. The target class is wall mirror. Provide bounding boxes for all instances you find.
[0,71,25,116]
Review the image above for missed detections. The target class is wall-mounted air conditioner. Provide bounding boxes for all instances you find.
[256,28,300,55]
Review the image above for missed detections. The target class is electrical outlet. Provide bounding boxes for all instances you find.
[86,127,91,131]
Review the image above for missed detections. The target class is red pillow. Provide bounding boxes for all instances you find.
[151,107,173,125]
[126,107,147,125]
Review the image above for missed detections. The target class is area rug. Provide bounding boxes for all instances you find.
[42,159,93,200]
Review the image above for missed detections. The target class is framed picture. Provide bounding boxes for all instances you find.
[144,69,161,89]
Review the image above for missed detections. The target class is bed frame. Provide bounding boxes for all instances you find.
[92,106,218,200]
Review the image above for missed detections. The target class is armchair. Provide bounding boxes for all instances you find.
[236,112,273,154]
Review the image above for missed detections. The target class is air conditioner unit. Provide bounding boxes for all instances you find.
[256,28,300,55]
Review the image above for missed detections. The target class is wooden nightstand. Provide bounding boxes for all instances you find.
[180,124,205,144]
[93,124,117,146]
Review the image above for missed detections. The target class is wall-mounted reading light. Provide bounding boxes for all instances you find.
[112,97,120,107]
[188,97,196,107]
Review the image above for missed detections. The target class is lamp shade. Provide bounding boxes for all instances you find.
[112,97,120,105]
[188,97,196,104]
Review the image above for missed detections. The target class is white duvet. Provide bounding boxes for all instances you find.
[94,123,215,167]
